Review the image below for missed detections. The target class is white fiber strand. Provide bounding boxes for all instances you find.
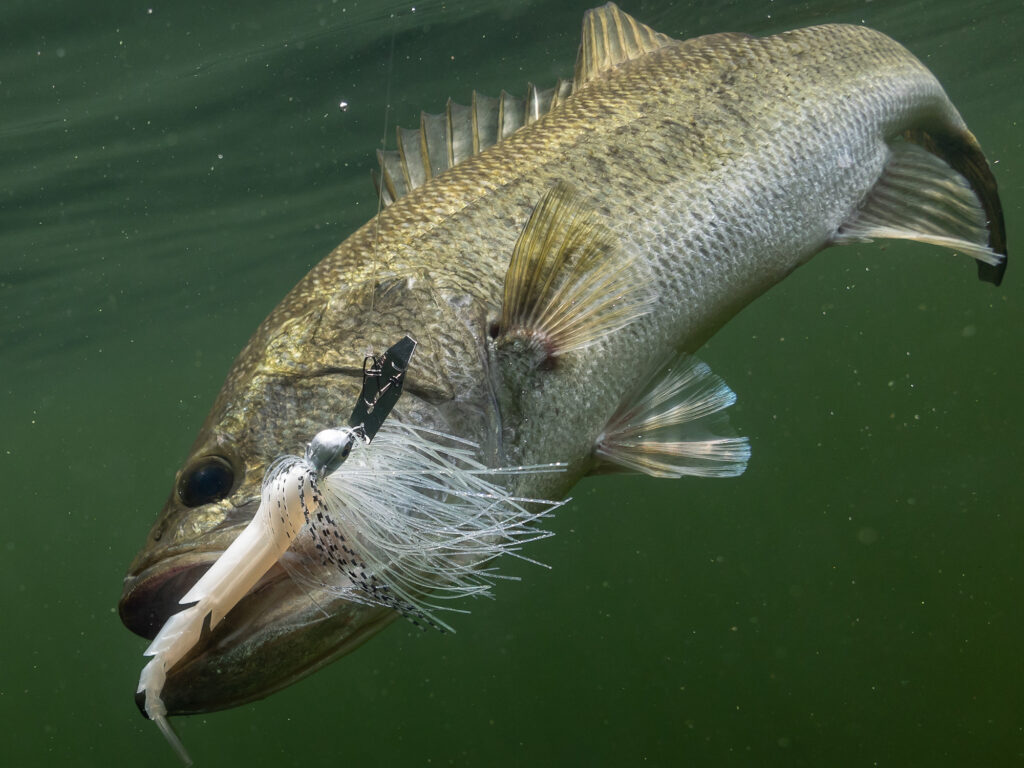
[276,421,564,631]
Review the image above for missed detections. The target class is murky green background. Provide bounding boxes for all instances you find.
[2,0,1021,765]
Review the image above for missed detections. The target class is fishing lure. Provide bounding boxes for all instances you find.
[136,336,563,764]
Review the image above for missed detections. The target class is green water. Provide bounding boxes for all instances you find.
[2,0,1021,765]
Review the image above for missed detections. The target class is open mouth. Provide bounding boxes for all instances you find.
[119,551,397,715]
[120,554,221,641]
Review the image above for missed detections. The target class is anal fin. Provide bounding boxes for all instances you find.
[595,356,750,479]
[834,138,1006,280]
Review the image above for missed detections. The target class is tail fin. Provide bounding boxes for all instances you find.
[907,127,1007,285]
[835,128,1007,285]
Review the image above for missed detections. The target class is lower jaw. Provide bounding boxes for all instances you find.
[125,561,398,716]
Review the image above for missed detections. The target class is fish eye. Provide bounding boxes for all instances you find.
[178,456,235,507]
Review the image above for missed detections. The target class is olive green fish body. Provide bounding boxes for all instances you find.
[257,24,991,494]
[120,4,1005,716]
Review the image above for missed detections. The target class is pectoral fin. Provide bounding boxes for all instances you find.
[493,181,653,367]
[594,356,750,479]
[835,134,1007,284]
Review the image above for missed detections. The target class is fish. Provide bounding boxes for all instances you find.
[119,0,1006,729]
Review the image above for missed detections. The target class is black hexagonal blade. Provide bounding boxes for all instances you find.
[348,334,417,442]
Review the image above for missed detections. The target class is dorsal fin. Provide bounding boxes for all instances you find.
[492,181,653,367]
[372,80,573,207]
[370,3,675,206]
[573,2,674,88]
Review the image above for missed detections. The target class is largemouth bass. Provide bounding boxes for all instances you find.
[119,0,1005,726]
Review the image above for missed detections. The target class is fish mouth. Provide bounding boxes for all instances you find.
[120,554,213,641]
[119,550,397,715]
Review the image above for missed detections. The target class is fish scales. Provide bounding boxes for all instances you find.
[249,25,970,492]
[121,4,1004,722]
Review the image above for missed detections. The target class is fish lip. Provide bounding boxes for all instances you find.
[132,571,398,716]
[119,553,222,640]
[119,549,296,640]
[122,549,399,716]
[119,496,261,640]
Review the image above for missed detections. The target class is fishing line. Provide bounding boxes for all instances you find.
[370,11,399,317]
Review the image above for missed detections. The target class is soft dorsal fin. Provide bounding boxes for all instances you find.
[594,356,750,479]
[492,182,653,367]
[573,2,674,88]
[372,80,573,207]
[834,135,1006,283]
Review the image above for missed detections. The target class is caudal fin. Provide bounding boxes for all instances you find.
[835,128,1007,285]
[913,127,1007,285]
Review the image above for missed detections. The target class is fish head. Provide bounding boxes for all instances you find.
[119,265,498,714]
[118,372,393,714]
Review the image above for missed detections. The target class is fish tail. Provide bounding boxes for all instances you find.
[834,112,1007,285]
[905,125,1007,284]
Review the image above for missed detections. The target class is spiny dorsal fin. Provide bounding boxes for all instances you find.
[573,2,674,89]
[594,356,750,479]
[834,138,1006,279]
[372,79,573,207]
[493,181,653,366]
